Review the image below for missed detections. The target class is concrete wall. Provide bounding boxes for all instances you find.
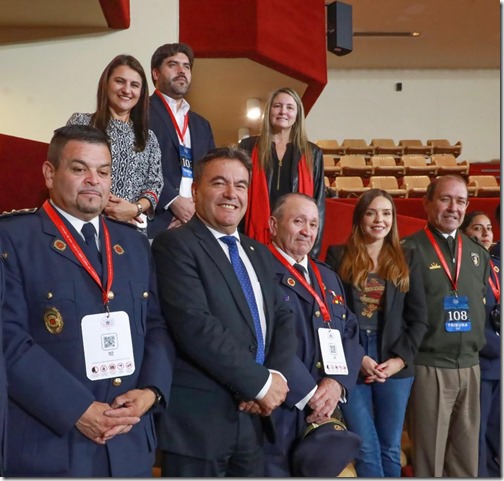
[306,69,500,162]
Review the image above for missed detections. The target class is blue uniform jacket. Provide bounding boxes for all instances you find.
[267,254,363,458]
[480,255,500,380]
[0,208,175,477]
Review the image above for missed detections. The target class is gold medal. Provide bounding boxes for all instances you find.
[44,307,63,334]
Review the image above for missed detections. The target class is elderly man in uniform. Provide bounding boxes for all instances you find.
[264,192,363,476]
[152,146,296,477]
[402,175,490,477]
[0,125,174,477]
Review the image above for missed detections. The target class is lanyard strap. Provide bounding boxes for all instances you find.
[424,225,462,293]
[155,89,189,144]
[269,244,331,324]
[43,201,114,308]
[489,259,501,303]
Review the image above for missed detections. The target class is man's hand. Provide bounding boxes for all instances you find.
[306,377,342,423]
[170,196,195,223]
[256,372,289,416]
[104,195,137,223]
[75,401,141,444]
[238,400,263,415]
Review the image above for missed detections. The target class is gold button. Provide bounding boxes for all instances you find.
[142,291,149,299]
[315,310,321,317]
[315,361,322,369]
[47,292,53,299]
[112,377,122,387]
[107,291,115,300]
[342,314,346,319]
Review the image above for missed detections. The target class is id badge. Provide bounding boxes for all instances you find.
[444,295,471,332]
[81,311,135,380]
[179,145,193,179]
[318,328,348,375]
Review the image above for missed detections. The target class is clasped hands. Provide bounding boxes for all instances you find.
[238,372,289,416]
[360,355,405,383]
[75,388,156,445]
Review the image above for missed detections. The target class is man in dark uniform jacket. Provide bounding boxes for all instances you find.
[264,193,363,476]
[148,42,215,238]
[402,175,489,477]
[0,125,174,477]
[0,239,6,476]
[152,147,296,477]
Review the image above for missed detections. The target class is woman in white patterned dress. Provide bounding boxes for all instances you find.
[67,54,163,235]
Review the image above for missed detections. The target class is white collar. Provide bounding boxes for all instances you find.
[50,200,100,238]
[160,91,190,115]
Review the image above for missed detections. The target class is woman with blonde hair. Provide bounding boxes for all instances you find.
[67,54,163,234]
[239,87,325,256]
[325,189,428,477]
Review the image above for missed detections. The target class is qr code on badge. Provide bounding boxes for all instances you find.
[329,344,337,354]
[101,333,118,350]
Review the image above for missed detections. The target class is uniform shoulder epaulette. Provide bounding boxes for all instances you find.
[103,215,138,229]
[0,207,38,218]
[464,233,487,250]
[310,256,333,270]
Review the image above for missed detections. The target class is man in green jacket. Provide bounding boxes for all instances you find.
[402,174,489,477]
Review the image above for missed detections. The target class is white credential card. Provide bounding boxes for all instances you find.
[82,310,135,381]
[318,327,349,375]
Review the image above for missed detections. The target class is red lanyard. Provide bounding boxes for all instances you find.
[269,244,331,324]
[155,89,189,144]
[489,259,501,303]
[43,201,114,309]
[424,225,462,293]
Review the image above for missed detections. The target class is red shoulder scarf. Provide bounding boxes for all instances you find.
[244,144,314,245]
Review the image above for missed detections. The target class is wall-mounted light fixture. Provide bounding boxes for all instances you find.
[246,98,261,120]
[238,127,250,142]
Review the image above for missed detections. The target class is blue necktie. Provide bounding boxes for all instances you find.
[81,222,102,275]
[220,236,265,365]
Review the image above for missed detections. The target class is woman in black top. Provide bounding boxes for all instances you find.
[325,189,427,477]
[239,87,324,256]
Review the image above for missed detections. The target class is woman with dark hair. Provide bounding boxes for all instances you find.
[325,189,427,477]
[238,87,325,256]
[461,211,501,477]
[67,54,163,233]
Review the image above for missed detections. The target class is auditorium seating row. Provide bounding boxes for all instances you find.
[323,154,470,178]
[325,175,500,199]
[316,138,462,158]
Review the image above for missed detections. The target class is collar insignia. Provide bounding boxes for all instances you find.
[287,278,296,287]
[429,262,441,270]
[53,239,66,251]
[113,244,125,255]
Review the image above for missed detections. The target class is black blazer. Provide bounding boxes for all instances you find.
[152,216,296,458]
[325,245,428,378]
[239,136,325,257]
[147,93,215,238]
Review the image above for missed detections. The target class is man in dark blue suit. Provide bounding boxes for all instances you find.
[0,125,174,477]
[265,193,363,476]
[152,147,296,477]
[148,43,215,238]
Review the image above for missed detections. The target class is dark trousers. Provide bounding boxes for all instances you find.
[160,411,264,477]
[479,378,501,477]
